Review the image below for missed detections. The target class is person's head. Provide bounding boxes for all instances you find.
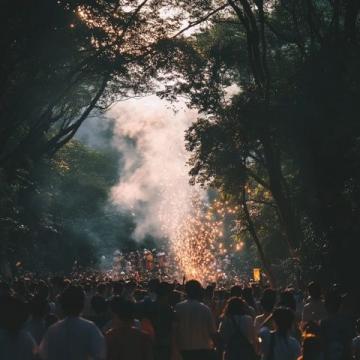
[205,285,215,299]
[36,280,49,300]
[242,287,255,307]
[60,285,85,317]
[148,278,160,294]
[112,281,124,296]
[324,289,342,315]
[307,281,322,301]
[302,335,322,360]
[156,282,171,300]
[230,285,243,298]
[223,296,247,318]
[273,307,295,337]
[169,290,183,307]
[96,283,107,296]
[110,296,134,324]
[260,288,277,314]
[125,281,137,294]
[91,294,108,315]
[0,295,29,332]
[29,295,49,319]
[279,290,296,312]
[185,280,203,301]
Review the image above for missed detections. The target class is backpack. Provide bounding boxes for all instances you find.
[227,317,258,360]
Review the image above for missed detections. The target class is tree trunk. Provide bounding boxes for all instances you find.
[261,134,302,255]
[241,186,277,288]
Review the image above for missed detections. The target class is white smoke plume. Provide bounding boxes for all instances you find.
[109,95,203,243]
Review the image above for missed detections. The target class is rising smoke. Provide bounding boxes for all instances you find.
[109,95,203,242]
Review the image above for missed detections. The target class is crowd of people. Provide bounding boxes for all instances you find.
[109,249,250,286]
[0,273,359,360]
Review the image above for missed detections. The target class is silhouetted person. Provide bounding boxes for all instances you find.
[106,296,153,360]
[90,294,109,330]
[39,284,106,360]
[261,307,301,360]
[25,295,49,345]
[218,296,257,360]
[0,295,36,360]
[320,289,352,360]
[174,280,216,360]
[302,282,327,326]
[255,288,277,334]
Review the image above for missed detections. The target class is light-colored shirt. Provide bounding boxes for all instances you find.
[175,299,216,351]
[261,330,301,360]
[39,316,106,360]
[0,329,36,360]
[219,314,254,345]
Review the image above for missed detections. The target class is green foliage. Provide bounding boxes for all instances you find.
[174,0,360,288]
[0,139,137,273]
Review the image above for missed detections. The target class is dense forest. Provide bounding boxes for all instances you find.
[1,0,359,291]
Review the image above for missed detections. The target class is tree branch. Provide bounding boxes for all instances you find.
[172,3,230,38]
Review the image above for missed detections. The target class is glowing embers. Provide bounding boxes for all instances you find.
[161,195,238,283]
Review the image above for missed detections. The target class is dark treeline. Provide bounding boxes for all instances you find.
[1,0,360,291]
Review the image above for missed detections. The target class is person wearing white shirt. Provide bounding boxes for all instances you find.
[174,280,216,360]
[39,285,106,360]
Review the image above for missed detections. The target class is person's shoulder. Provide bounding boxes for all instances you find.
[288,335,301,349]
[78,316,97,327]
[19,330,37,348]
[78,317,103,334]
[175,299,188,309]
[198,301,212,311]
[46,318,64,332]
[242,314,253,322]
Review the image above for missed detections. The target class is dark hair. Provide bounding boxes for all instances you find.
[242,287,255,308]
[91,295,108,314]
[96,283,107,295]
[205,285,215,299]
[29,295,49,318]
[260,288,277,313]
[36,280,49,300]
[185,280,203,300]
[110,296,134,321]
[324,289,342,314]
[156,282,171,297]
[223,297,247,318]
[307,282,322,301]
[230,285,243,298]
[279,290,297,312]
[60,285,85,316]
[0,295,29,332]
[112,281,124,296]
[273,307,295,337]
[169,290,182,307]
[148,278,160,293]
